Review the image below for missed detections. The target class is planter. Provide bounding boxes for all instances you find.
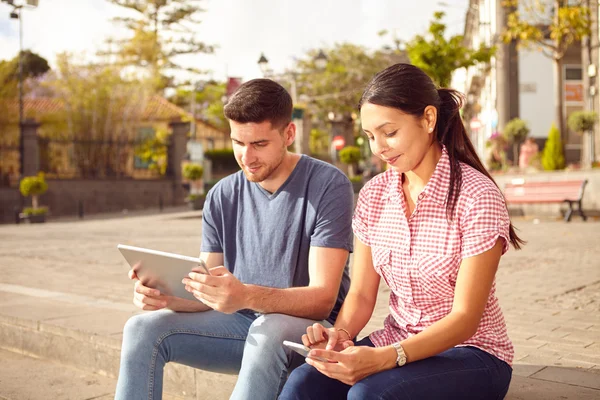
[187,196,206,210]
[19,213,47,223]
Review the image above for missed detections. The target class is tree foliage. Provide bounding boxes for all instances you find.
[170,80,229,132]
[41,53,154,178]
[406,11,495,87]
[292,43,396,123]
[0,50,50,98]
[501,0,591,135]
[105,0,214,87]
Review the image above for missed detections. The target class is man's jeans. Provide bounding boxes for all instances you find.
[114,309,325,400]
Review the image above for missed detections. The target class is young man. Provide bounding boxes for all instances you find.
[115,79,354,400]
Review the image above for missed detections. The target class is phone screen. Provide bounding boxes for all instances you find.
[283,341,329,362]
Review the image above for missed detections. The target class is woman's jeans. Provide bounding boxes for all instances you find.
[279,337,512,400]
[114,309,325,400]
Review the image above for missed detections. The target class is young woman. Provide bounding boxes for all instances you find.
[279,63,524,400]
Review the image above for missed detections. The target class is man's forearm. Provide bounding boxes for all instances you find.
[244,285,336,321]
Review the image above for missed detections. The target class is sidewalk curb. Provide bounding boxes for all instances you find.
[0,313,237,399]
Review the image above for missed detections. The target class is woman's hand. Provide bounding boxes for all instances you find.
[302,323,354,352]
[305,345,396,386]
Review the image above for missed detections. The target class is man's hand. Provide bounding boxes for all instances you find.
[182,266,248,314]
[305,346,393,386]
[303,323,353,352]
[129,264,208,312]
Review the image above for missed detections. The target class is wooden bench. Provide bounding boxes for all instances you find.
[504,179,588,222]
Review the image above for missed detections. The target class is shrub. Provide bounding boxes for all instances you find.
[339,146,362,178]
[503,118,530,162]
[182,163,204,181]
[568,111,597,135]
[19,173,48,210]
[541,123,565,171]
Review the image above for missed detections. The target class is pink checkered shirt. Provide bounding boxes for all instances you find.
[352,149,514,365]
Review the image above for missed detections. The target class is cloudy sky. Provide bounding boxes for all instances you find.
[0,0,469,82]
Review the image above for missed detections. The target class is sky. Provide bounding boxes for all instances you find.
[0,0,470,82]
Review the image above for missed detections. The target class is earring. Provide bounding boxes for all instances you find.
[428,127,433,132]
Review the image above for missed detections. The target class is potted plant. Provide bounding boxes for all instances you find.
[182,163,205,210]
[19,172,49,223]
[568,111,597,168]
[502,118,530,165]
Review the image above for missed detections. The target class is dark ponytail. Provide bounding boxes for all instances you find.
[359,64,524,250]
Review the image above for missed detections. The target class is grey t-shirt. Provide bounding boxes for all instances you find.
[201,155,353,323]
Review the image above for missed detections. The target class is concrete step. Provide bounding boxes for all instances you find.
[0,289,236,399]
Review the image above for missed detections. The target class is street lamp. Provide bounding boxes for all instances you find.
[2,0,40,179]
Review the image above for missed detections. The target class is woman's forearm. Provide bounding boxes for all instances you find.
[400,311,475,363]
[333,291,377,338]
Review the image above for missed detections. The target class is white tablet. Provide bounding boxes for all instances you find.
[117,244,210,302]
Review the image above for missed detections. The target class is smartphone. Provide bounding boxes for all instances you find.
[194,259,211,275]
[283,340,330,362]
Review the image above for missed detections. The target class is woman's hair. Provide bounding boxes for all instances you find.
[358,63,524,249]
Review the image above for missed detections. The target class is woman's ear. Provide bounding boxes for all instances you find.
[423,105,437,132]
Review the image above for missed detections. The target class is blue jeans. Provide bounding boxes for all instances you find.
[115,309,326,400]
[279,337,512,400]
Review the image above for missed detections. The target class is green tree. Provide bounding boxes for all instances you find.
[170,80,229,133]
[542,123,566,170]
[406,11,495,87]
[0,50,50,98]
[503,118,530,164]
[292,43,395,124]
[42,53,154,178]
[501,0,591,137]
[105,0,214,87]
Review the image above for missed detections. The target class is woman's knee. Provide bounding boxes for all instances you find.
[279,364,320,399]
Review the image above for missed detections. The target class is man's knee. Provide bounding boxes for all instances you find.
[247,314,310,345]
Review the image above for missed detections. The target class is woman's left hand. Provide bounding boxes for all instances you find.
[306,345,391,386]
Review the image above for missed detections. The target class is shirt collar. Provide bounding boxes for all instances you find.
[420,147,451,207]
[381,147,452,207]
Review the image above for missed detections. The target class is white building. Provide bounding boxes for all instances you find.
[457,0,586,165]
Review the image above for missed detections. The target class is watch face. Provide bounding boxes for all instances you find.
[398,355,407,366]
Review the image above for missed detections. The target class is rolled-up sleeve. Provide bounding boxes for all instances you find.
[460,189,511,259]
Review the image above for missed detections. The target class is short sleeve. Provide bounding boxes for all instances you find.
[351,186,370,246]
[201,189,224,253]
[311,180,354,252]
[460,189,511,259]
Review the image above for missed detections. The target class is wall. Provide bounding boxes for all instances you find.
[0,188,21,224]
[0,179,184,224]
[41,179,183,218]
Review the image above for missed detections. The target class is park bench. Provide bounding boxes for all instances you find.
[503,179,588,222]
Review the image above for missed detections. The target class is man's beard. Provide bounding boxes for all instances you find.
[241,152,285,183]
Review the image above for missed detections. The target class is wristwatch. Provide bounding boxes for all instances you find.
[391,342,407,367]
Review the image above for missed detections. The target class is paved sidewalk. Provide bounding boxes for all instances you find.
[0,211,598,399]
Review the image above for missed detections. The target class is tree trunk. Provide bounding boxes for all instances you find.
[553,56,565,139]
[32,195,38,210]
[513,142,519,167]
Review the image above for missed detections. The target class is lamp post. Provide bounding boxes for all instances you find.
[2,0,39,179]
[257,50,328,155]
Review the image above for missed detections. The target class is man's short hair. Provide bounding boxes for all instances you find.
[223,79,293,130]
